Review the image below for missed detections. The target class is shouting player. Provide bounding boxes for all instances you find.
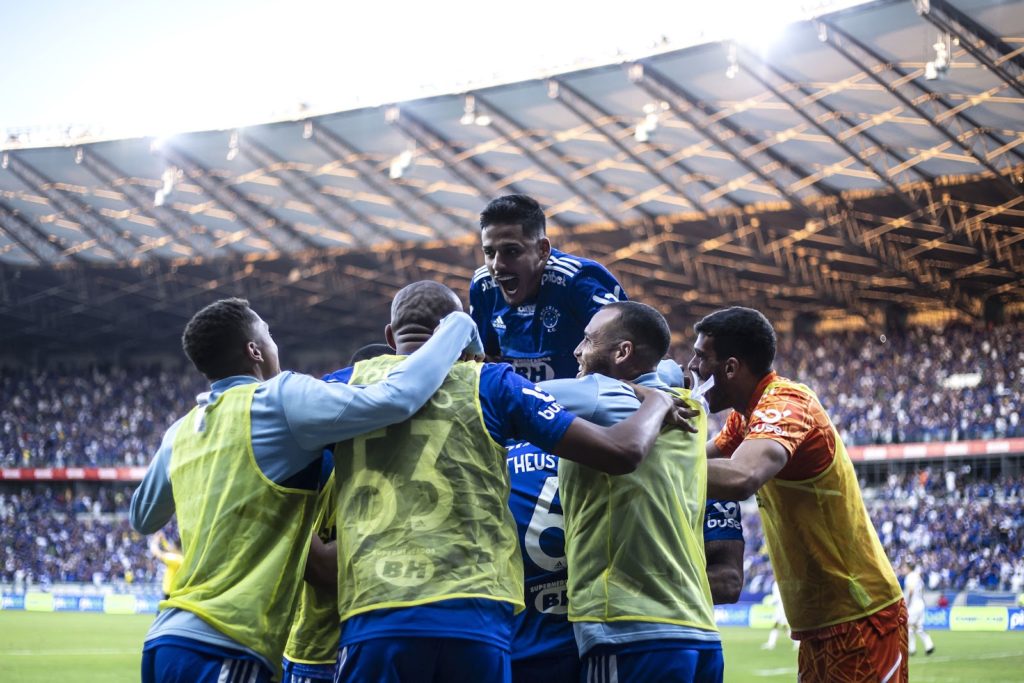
[691,306,907,683]
[470,194,626,382]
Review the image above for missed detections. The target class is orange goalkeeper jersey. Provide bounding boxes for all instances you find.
[714,372,902,633]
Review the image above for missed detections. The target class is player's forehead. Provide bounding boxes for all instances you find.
[693,333,714,356]
[481,222,532,249]
[585,306,619,337]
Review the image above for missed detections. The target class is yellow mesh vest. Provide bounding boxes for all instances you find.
[560,388,716,630]
[755,380,903,632]
[284,471,339,666]
[334,356,523,621]
[164,382,317,674]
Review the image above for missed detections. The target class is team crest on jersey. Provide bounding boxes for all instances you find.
[541,306,560,331]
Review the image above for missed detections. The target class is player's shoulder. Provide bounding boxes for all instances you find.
[546,249,614,279]
[471,264,494,286]
[754,375,818,413]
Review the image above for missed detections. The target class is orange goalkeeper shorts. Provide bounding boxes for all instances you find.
[795,600,908,683]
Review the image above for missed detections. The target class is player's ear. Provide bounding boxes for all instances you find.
[384,324,396,350]
[723,356,739,379]
[246,340,263,363]
[615,340,633,367]
[537,236,551,261]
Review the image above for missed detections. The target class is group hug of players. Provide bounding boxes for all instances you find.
[130,194,911,683]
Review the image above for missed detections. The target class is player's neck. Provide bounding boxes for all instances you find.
[393,332,432,355]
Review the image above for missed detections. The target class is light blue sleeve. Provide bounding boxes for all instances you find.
[283,311,482,451]
[538,374,640,428]
[129,416,183,534]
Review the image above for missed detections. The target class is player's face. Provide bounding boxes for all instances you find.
[250,315,281,379]
[573,307,621,379]
[688,333,727,413]
[481,223,551,307]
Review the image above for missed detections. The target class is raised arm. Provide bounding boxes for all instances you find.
[287,312,482,449]
[130,424,179,534]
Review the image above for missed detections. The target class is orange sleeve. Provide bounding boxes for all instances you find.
[713,410,746,457]
[742,386,814,458]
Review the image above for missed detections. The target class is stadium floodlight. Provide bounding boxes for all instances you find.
[925,34,951,81]
[226,130,240,161]
[74,148,83,165]
[461,95,477,125]
[1,152,7,170]
[302,121,313,139]
[725,43,740,79]
[389,149,413,179]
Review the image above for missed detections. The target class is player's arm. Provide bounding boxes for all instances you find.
[304,533,337,589]
[550,384,678,474]
[286,312,483,449]
[706,438,789,500]
[706,539,744,604]
[706,438,724,460]
[130,420,181,534]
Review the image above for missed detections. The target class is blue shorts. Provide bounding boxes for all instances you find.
[513,650,580,683]
[282,657,334,682]
[335,637,511,683]
[580,644,723,683]
[142,637,272,683]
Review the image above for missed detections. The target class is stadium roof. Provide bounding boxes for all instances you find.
[2,0,1023,356]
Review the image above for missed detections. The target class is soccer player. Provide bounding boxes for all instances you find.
[129,297,484,683]
[690,306,907,683]
[539,301,722,682]
[281,344,398,683]
[148,531,183,602]
[904,564,934,656]
[329,282,686,683]
[470,194,626,382]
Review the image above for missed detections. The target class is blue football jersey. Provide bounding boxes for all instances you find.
[470,249,627,381]
[703,499,743,543]
[506,441,577,662]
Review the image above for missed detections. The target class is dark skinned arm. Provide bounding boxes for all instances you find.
[550,386,688,475]
[303,533,338,590]
[706,438,789,500]
[705,539,745,604]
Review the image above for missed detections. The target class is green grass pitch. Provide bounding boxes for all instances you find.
[1,611,1022,682]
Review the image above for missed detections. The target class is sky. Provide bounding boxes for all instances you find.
[0,0,871,142]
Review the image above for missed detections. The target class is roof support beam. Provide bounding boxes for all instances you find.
[308,121,474,238]
[632,61,983,317]
[388,109,516,204]
[77,147,216,259]
[921,0,1024,99]
[0,198,67,265]
[237,134,380,246]
[734,45,1015,275]
[819,19,1024,176]
[474,93,629,225]
[5,154,141,262]
[160,143,314,254]
[548,77,715,216]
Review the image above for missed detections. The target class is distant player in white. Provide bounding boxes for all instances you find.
[904,564,935,656]
[762,580,797,650]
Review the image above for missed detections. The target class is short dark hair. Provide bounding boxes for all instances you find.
[349,343,396,364]
[391,281,462,333]
[181,298,259,380]
[480,194,546,239]
[694,307,776,375]
[603,301,671,369]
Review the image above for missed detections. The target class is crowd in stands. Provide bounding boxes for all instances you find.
[0,484,163,587]
[769,322,1023,446]
[4,323,1021,471]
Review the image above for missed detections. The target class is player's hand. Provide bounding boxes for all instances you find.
[629,382,699,433]
[437,311,485,359]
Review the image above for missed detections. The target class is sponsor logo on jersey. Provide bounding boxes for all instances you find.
[514,304,535,316]
[375,552,435,586]
[493,315,505,330]
[530,579,569,614]
[750,408,792,436]
[541,306,560,332]
[541,271,568,287]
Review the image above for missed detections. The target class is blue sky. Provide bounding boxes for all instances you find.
[1,0,869,140]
